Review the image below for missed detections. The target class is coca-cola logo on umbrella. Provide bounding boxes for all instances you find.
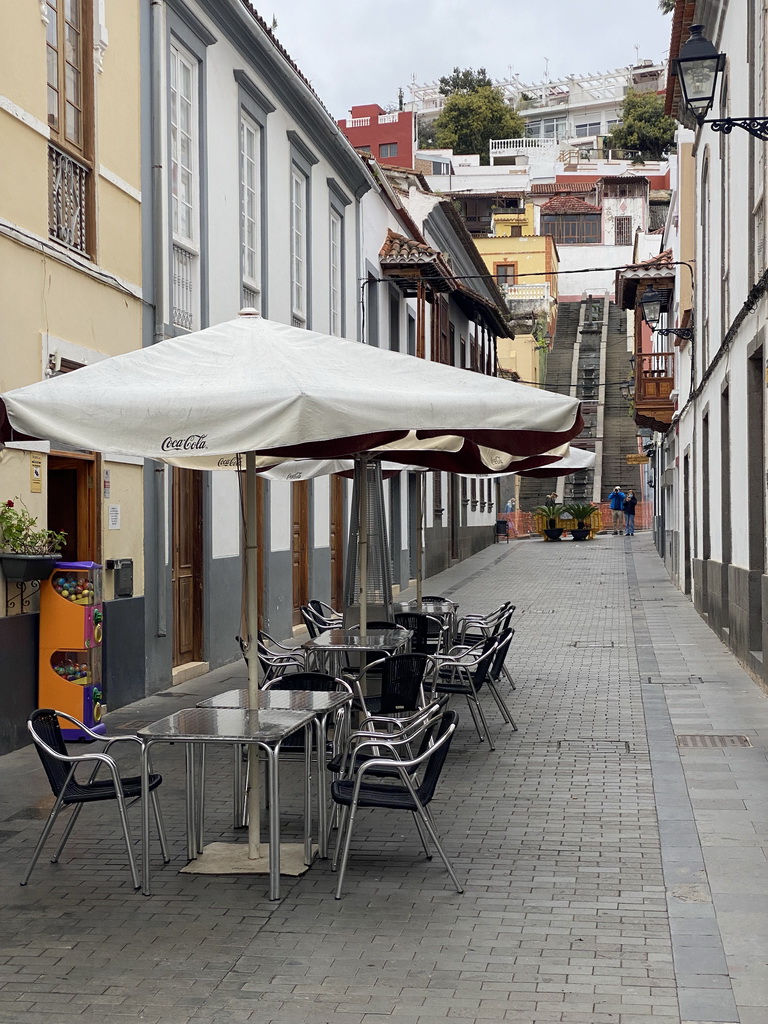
[161,434,208,452]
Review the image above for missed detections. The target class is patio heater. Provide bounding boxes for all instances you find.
[344,457,393,627]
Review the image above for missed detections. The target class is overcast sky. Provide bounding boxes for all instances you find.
[263,0,673,119]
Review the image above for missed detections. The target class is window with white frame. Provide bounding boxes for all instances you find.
[291,167,308,324]
[329,208,342,335]
[170,42,199,330]
[240,113,261,310]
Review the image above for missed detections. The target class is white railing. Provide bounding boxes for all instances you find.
[378,112,399,124]
[501,282,552,304]
[172,244,195,330]
[490,137,560,154]
[242,285,260,311]
[347,117,370,128]
[48,144,89,255]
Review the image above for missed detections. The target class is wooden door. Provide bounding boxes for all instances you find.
[329,474,344,612]
[48,453,99,562]
[172,468,203,666]
[291,479,310,626]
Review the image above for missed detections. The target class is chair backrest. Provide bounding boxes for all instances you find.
[471,637,498,691]
[394,612,428,650]
[28,709,74,797]
[415,709,459,804]
[300,606,319,638]
[492,605,516,636]
[379,653,430,714]
[235,634,249,664]
[263,672,350,692]
[489,628,515,681]
[308,598,340,621]
[421,595,454,605]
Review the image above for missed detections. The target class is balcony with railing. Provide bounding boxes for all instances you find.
[48,144,90,256]
[500,281,554,316]
[172,244,195,331]
[634,351,675,432]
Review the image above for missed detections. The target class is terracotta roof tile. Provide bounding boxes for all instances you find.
[634,248,673,267]
[529,183,593,194]
[379,229,443,265]
[540,196,602,215]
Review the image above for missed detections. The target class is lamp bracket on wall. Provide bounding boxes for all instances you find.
[707,118,768,142]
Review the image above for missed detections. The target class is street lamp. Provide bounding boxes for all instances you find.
[672,24,768,141]
[639,286,664,327]
[639,285,694,341]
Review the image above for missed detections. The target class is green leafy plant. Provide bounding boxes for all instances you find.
[533,503,566,528]
[0,498,66,555]
[563,502,599,528]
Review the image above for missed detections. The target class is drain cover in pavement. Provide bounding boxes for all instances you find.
[646,675,702,685]
[569,640,615,648]
[676,734,752,748]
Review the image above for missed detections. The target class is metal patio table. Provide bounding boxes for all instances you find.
[139,705,315,899]
[195,688,352,857]
[393,599,458,638]
[302,627,411,677]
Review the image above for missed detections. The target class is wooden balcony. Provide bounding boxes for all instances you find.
[634,351,675,432]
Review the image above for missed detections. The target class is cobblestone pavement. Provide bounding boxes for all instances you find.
[0,532,766,1024]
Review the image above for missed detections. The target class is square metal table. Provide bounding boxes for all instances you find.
[302,628,411,676]
[393,600,458,639]
[195,688,352,856]
[139,705,315,899]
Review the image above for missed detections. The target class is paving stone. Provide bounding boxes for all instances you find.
[1,535,767,1022]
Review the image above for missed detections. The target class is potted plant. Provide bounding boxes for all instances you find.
[533,503,566,541]
[563,501,599,541]
[0,498,67,581]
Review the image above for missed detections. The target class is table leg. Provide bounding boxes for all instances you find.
[196,743,206,854]
[233,744,245,827]
[304,723,313,866]
[141,739,153,896]
[264,742,280,900]
[184,744,197,862]
[316,714,328,858]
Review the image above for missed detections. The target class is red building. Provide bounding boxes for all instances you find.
[337,104,416,168]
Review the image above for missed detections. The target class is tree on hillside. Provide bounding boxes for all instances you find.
[605,90,677,160]
[433,86,524,164]
[439,66,493,96]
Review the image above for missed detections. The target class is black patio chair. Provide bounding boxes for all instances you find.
[433,636,499,748]
[256,630,307,681]
[301,603,340,637]
[486,628,517,730]
[394,611,447,656]
[330,709,463,898]
[22,709,169,889]
[352,652,434,719]
[307,599,342,624]
[456,602,516,649]
[262,672,353,754]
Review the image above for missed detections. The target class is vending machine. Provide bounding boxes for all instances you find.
[39,561,105,740]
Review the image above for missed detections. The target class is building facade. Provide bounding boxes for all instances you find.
[620,0,768,688]
[337,104,416,167]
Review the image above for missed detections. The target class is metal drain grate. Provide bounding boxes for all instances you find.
[569,640,615,648]
[676,734,752,748]
[558,739,631,753]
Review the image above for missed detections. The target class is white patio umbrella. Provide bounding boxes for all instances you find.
[1,310,583,870]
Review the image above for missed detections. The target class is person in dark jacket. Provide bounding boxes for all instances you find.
[623,490,637,535]
[608,486,625,534]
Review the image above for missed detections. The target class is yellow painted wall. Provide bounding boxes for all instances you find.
[496,334,541,386]
[493,206,536,237]
[102,462,145,599]
[678,142,695,316]
[474,235,558,296]
[0,0,145,609]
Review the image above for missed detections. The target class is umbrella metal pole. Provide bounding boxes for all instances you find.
[416,472,423,609]
[245,451,262,860]
[358,455,368,636]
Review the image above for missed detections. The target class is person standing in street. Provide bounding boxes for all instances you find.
[608,486,625,534]
[623,489,637,535]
